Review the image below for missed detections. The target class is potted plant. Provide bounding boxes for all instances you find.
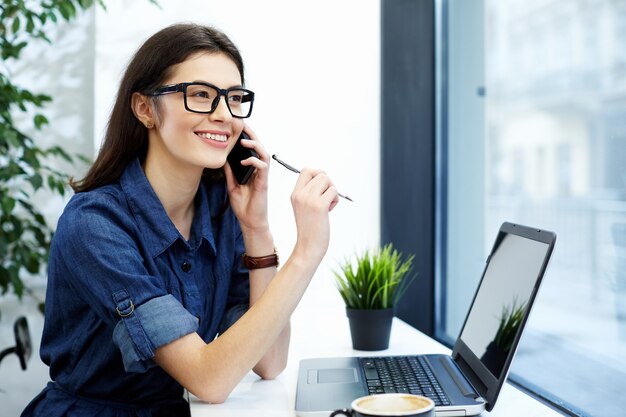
[334,243,415,351]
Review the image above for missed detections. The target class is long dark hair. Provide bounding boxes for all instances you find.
[71,23,245,192]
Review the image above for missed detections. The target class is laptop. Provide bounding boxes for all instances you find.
[295,222,556,416]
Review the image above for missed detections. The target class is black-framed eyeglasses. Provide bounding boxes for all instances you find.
[150,82,255,118]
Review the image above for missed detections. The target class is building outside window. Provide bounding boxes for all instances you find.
[439,1,626,416]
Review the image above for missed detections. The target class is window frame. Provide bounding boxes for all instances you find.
[381,0,436,335]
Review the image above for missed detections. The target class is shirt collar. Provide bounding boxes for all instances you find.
[119,158,218,257]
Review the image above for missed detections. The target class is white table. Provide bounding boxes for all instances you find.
[189,297,565,417]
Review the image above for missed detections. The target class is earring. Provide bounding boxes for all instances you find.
[145,121,154,129]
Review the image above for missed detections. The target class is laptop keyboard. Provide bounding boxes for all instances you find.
[360,356,451,406]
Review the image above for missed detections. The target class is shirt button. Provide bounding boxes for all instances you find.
[181,262,192,273]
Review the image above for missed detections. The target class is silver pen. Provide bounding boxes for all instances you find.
[271,154,354,202]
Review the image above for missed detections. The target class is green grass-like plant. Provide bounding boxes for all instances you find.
[494,299,527,353]
[334,243,416,310]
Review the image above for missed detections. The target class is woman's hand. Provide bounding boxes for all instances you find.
[290,168,340,264]
[224,126,270,235]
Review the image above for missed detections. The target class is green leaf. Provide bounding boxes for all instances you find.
[28,173,44,190]
[47,145,72,162]
[0,233,7,256]
[9,266,24,298]
[4,4,20,17]
[0,267,10,294]
[33,227,48,244]
[79,0,95,8]
[26,15,35,33]
[1,196,16,214]
[11,16,20,33]
[57,181,66,196]
[77,153,92,164]
[33,93,53,106]
[10,217,24,238]
[26,252,40,273]
[23,148,42,168]
[4,129,21,147]
[34,114,49,129]
[59,1,77,20]
[33,213,46,226]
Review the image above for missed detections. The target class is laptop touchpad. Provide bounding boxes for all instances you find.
[315,368,357,384]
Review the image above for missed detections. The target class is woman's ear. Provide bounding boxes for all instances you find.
[131,92,155,129]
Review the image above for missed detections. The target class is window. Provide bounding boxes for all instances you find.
[438,1,626,416]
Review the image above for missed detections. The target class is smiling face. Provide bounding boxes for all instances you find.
[142,52,246,177]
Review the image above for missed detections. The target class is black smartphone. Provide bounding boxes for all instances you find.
[227,131,258,185]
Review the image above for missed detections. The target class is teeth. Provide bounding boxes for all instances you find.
[197,132,227,142]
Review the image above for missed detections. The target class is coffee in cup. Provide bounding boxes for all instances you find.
[329,393,435,417]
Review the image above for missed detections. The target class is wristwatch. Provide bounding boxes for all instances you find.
[241,248,279,269]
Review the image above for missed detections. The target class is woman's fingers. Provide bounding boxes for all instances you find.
[235,127,270,184]
[292,168,339,210]
[226,126,271,192]
[294,168,327,198]
[327,192,340,212]
[238,126,269,162]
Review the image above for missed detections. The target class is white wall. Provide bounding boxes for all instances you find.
[94,0,382,312]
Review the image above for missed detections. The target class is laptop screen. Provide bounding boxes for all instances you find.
[459,229,552,380]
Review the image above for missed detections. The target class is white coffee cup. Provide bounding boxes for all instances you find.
[329,393,435,417]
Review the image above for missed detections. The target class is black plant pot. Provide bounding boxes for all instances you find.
[346,307,394,351]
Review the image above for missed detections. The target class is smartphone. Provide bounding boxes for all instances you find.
[227,131,258,185]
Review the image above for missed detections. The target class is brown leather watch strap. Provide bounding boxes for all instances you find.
[241,248,279,269]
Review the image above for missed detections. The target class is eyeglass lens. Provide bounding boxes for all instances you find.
[185,83,252,117]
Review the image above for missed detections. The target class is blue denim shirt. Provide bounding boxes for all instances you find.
[22,159,250,416]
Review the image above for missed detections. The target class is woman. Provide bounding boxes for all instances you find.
[22,23,339,416]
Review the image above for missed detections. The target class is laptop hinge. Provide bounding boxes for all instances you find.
[452,354,487,400]
[439,356,478,398]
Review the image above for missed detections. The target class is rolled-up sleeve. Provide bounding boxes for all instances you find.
[112,294,198,373]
